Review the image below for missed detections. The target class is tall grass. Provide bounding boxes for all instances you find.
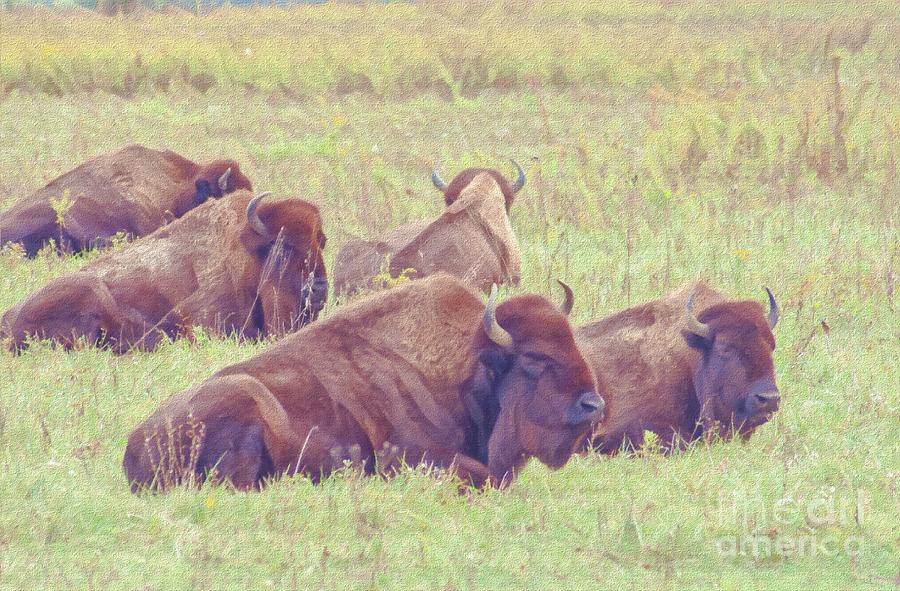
[2,1,898,99]
[0,2,898,588]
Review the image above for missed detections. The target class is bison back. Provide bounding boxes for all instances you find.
[8,145,200,249]
[392,174,520,293]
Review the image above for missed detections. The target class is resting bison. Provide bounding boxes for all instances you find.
[576,281,781,453]
[0,144,252,256]
[431,160,525,212]
[122,274,604,492]
[1,191,327,353]
[333,172,521,297]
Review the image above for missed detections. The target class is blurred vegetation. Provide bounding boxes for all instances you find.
[0,2,898,588]
[1,1,898,99]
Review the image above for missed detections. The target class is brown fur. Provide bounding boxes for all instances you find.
[333,173,521,297]
[441,168,518,212]
[0,144,252,256]
[576,281,780,453]
[122,274,603,492]
[0,190,327,353]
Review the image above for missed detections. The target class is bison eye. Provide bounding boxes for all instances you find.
[519,355,550,378]
[716,345,743,363]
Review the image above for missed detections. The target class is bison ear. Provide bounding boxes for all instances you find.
[479,348,512,378]
[683,330,712,351]
[194,179,212,204]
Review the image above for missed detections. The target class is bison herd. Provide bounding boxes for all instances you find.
[0,144,782,493]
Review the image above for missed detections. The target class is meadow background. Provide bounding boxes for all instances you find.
[0,1,898,588]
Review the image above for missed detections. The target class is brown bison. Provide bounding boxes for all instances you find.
[122,274,604,492]
[575,281,781,453]
[431,160,525,212]
[1,190,327,353]
[332,172,522,297]
[0,144,252,256]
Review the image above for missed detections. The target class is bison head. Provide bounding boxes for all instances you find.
[193,160,253,206]
[431,160,525,212]
[683,288,781,441]
[244,192,328,337]
[462,282,604,483]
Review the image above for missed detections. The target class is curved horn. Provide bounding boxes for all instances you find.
[217,167,232,192]
[431,164,448,191]
[764,286,779,329]
[684,291,711,338]
[483,284,513,348]
[510,159,525,193]
[246,191,271,237]
[557,280,574,316]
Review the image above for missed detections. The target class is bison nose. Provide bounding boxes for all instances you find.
[749,390,781,413]
[567,391,605,425]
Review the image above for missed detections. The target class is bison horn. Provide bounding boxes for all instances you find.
[431,164,448,191]
[557,279,574,316]
[483,284,513,348]
[510,159,525,193]
[217,167,232,192]
[764,287,779,329]
[684,292,711,338]
[246,191,271,237]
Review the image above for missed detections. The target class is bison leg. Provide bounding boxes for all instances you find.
[596,421,693,456]
[125,374,384,492]
[374,441,403,476]
[328,444,361,469]
[448,453,498,489]
[165,375,373,486]
[61,200,146,254]
[399,443,496,489]
[200,417,273,490]
[591,429,634,455]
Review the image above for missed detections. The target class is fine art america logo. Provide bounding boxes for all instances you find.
[712,486,868,559]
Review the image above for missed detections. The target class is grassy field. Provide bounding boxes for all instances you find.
[1,2,898,589]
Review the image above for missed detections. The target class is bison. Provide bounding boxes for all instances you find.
[122,274,604,492]
[0,144,252,256]
[1,190,327,353]
[575,281,781,453]
[332,171,522,297]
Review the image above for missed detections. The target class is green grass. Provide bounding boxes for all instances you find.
[1,3,898,589]
[2,1,899,99]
